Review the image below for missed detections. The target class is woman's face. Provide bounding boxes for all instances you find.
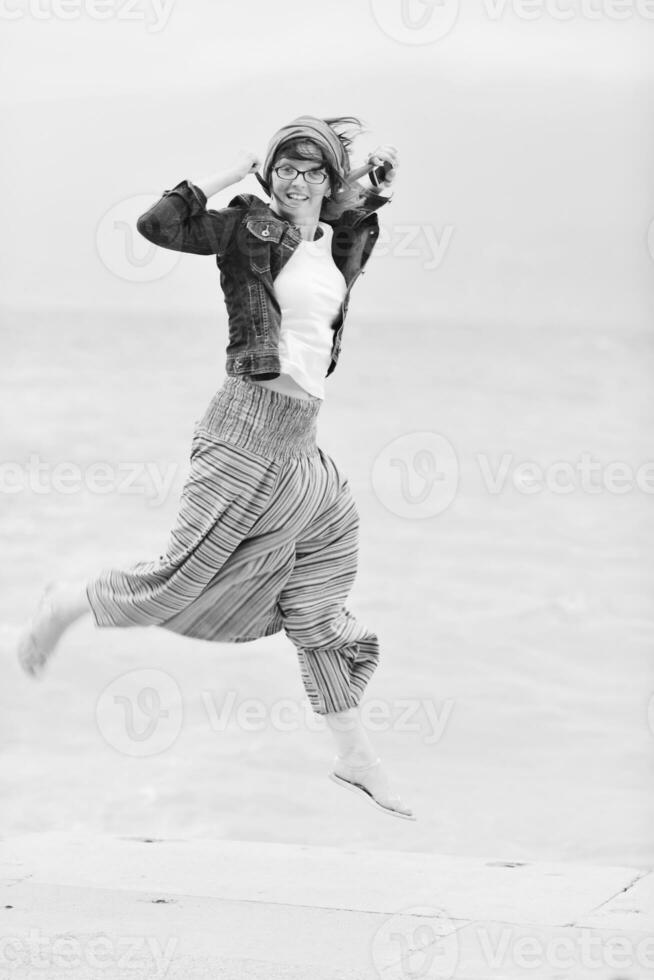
[269,154,332,224]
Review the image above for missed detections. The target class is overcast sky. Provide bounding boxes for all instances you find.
[2,0,652,330]
[1,0,650,101]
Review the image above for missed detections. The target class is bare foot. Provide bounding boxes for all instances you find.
[16,581,78,678]
[330,755,415,820]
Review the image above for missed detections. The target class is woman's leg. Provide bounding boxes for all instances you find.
[278,453,414,818]
[325,707,414,819]
[324,706,377,765]
[17,579,93,677]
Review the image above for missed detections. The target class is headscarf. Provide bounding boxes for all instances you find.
[261,115,349,188]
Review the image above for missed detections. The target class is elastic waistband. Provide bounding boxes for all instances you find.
[196,376,321,461]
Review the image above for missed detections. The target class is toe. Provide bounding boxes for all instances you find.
[386,796,413,817]
[18,634,44,678]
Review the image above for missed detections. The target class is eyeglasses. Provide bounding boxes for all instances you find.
[272,164,328,185]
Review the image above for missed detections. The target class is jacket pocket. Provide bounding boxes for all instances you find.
[245,218,283,274]
[249,245,271,275]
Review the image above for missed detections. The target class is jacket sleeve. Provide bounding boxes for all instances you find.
[358,187,393,214]
[136,179,243,256]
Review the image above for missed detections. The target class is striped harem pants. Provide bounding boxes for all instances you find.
[86,375,381,714]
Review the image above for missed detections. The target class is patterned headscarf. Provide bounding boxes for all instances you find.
[262,115,349,187]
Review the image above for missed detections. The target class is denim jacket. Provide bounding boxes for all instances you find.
[136,179,391,379]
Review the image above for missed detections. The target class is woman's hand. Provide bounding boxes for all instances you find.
[231,151,262,182]
[366,144,399,189]
[192,152,261,200]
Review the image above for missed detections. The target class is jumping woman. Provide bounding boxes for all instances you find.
[16,114,415,820]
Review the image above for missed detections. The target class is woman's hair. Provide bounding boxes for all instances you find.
[271,115,370,221]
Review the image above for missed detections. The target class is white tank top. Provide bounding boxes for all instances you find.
[273,221,347,400]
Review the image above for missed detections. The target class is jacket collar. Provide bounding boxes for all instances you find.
[227,192,385,232]
[227,193,294,224]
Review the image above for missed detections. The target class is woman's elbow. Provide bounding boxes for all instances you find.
[136,211,185,250]
[136,212,160,245]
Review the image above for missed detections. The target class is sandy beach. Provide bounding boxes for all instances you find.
[2,309,652,867]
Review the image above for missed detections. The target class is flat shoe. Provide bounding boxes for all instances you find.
[329,757,416,821]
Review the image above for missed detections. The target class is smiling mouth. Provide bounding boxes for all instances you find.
[286,192,308,201]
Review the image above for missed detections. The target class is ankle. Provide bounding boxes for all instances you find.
[337,749,379,769]
[53,581,91,623]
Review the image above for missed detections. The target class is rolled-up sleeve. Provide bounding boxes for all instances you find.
[358,188,393,213]
[336,188,392,231]
[136,180,241,257]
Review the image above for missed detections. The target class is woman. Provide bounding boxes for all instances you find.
[16,114,414,821]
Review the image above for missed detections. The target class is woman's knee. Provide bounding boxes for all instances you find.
[294,634,380,716]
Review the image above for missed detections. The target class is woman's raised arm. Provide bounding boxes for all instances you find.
[136,152,261,256]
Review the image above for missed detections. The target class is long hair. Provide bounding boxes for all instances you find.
[269,115,370,221]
